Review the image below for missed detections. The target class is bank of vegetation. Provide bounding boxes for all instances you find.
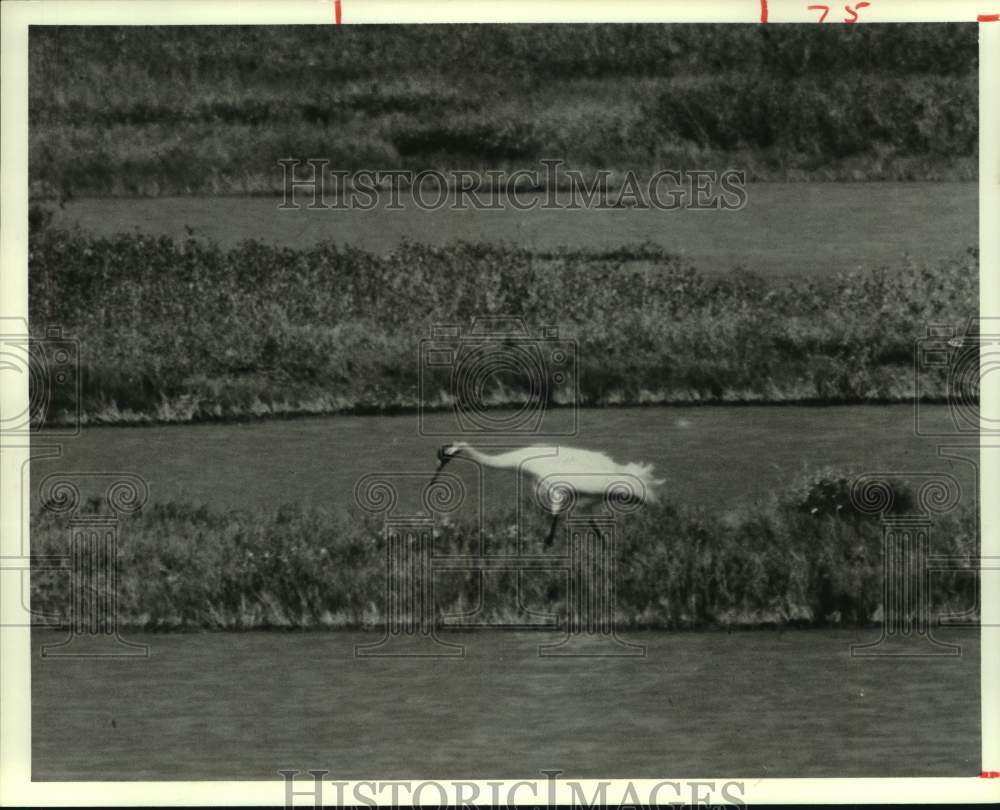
[30,225,977,425]
[29,24,977,196]
[30,471,977,630]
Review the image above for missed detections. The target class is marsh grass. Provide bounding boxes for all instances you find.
[29,226,977,424]
[29,471,977,630]
[29,25,977,195]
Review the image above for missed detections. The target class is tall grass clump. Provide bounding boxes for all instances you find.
[29,471,977,630]
[29,226,977,425]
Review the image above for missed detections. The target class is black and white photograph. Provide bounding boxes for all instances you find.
[1,0,998,805]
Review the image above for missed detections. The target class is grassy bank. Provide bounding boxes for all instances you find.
[30,472,977,630]
[30,225,977,424]
[29,25,977,195]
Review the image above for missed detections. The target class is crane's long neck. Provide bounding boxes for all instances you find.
[458,446,526,471]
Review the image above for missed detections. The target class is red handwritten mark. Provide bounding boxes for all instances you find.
[760,0,768,23]
[844,1,870,22]
[809,4,830,21]
[335,0,342,24]
[979,13,1000,21]
[810,2,870,22]
[982,771,1000,778]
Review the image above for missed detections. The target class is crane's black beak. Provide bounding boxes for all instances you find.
[431,447,453,483]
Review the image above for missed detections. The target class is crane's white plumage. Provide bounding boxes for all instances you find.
[432,441,664,544]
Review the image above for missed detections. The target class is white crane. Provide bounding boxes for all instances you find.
[431,441,664,545]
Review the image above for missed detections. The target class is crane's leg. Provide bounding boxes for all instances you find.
[544,513,560,547]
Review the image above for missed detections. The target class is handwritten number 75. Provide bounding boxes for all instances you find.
[808,2,871,22]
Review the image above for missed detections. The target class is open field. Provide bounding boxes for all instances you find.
[49,182,978,278]
[31,628,981,780]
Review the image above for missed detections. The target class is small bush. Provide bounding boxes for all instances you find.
[780,467,917,518]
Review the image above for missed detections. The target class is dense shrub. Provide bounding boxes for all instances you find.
[779,467,920,518]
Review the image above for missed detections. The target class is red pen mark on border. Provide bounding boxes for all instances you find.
[808,4,830,22]
[982,770,1000,778]
[844,1,870,22]
[760,0,768,23]
[979,13,1000,21]
[809,1,871,23]
[335,0,342,24]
